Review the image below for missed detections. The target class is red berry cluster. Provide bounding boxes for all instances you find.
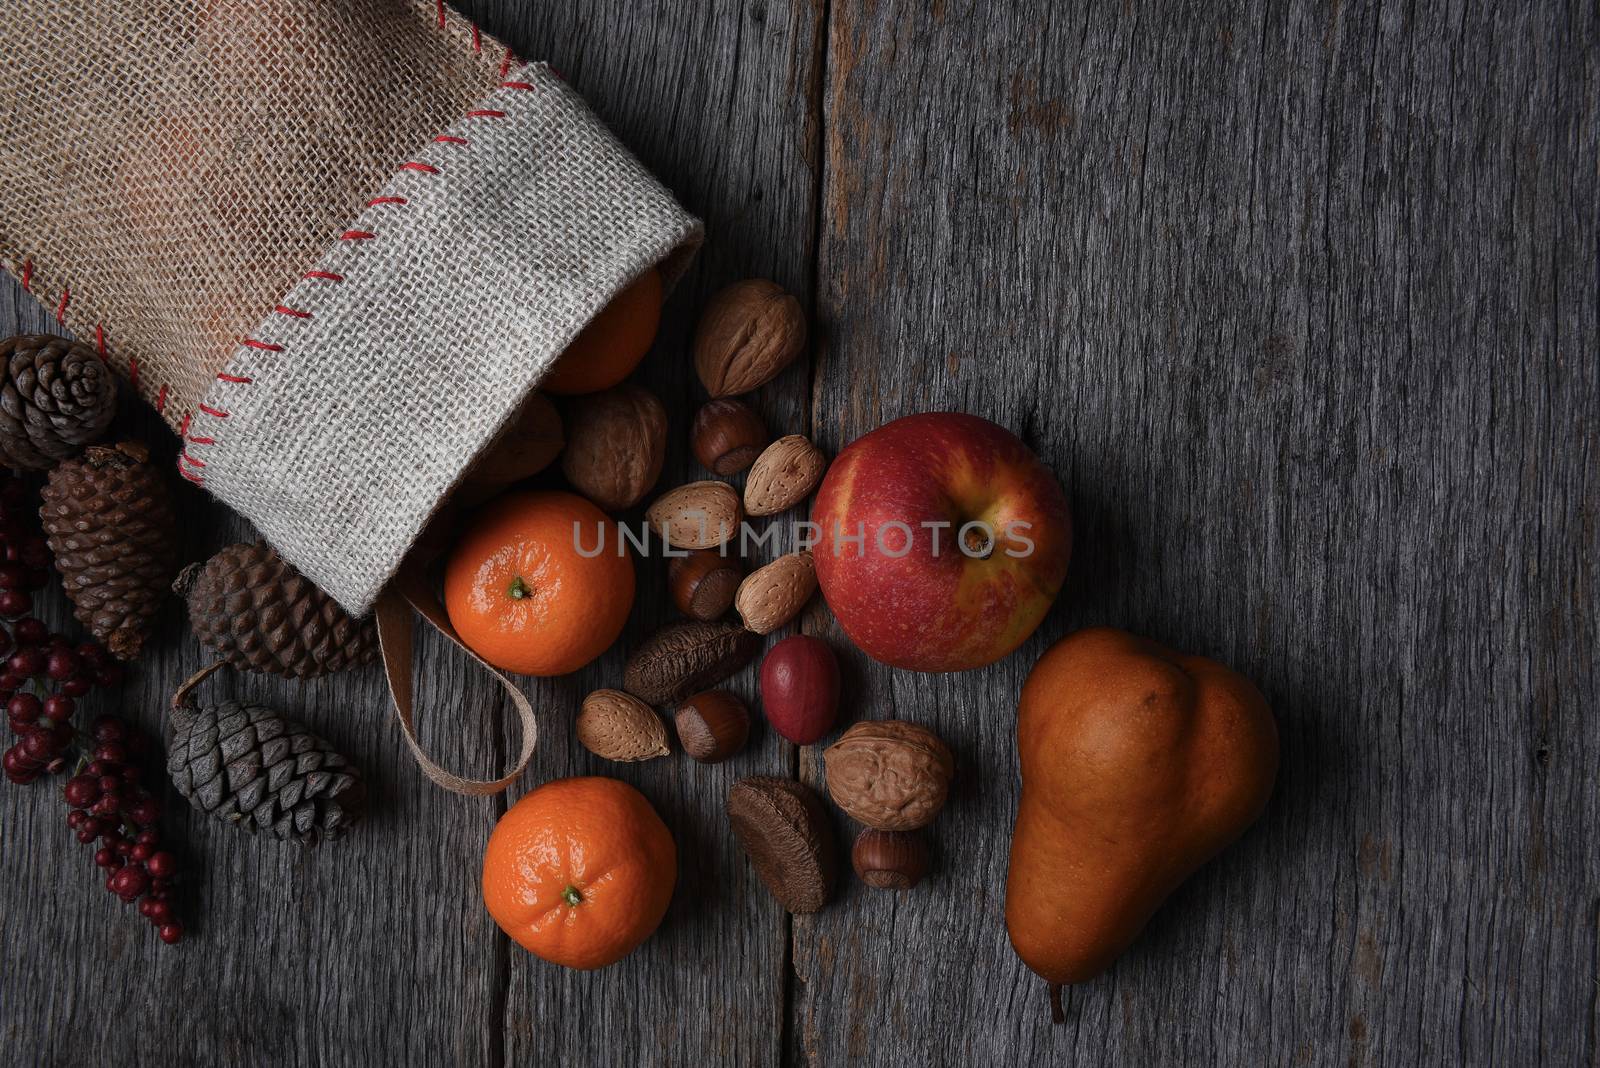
[63,716,183,944]
[0,470,183,944]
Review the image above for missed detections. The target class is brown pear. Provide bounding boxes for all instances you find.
[1004,627,1278,1021]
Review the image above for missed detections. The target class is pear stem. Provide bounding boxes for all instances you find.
[1049,983,1065,1025]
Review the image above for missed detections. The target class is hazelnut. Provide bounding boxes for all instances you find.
[693,279,807,397]
[851,829,931,890]
[674,690,750,763]
[669,549,743,621]
[691,399,768,475]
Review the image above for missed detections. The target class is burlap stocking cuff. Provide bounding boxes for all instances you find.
[180,63,700,613]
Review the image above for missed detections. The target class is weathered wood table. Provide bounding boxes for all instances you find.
[2,2,1595,1064]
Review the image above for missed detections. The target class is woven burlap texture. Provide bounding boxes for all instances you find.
[1,1,703,613]
[0,0,506,422]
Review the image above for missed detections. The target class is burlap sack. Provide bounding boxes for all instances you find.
[0,0,703,615]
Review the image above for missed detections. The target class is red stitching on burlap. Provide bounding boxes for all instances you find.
[94,325,106,358]
[55,288,69,323]
[20,260,31,292]
[155,385,167,413]
[181,47,540,489]
[472,25,481,52]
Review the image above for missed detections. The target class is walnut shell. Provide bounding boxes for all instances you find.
[623,621,762,706]
[646,481,743,549]
[561,385,668,511]
[459,392,564,503]
[693,280,807,397]
[823,720,954,831]
[576,689,671,762]
[735,550,816,635]
[744,436,826,517]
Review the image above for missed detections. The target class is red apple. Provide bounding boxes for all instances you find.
[812,413,1071,672]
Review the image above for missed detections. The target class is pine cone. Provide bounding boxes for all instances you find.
[40,441,179,660]
[0,334,117,470]
[175,542,378,679]
[168,697,364,845]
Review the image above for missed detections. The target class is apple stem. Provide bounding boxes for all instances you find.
[562,884,582,907]
[508,576,530,599]
[1049,983,1065,1025]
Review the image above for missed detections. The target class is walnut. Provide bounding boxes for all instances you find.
[692,279,807,397]
[823,721,954,831]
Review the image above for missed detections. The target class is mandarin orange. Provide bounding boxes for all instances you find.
[443,491,633,676]
[541,268,663,394]
[482,776,676,970]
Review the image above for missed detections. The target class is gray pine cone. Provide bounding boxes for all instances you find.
[167,698,365,846]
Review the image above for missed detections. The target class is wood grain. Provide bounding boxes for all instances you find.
[798,1,1598,1065]
[1,0,1596,1065]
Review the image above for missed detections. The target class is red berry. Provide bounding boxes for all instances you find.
[149,879,169,896]
[59,677,91,698]
[89,795,120,819]
[158,923,183,945]
[126,797,161,826]
[2,744,36,772]
[19,730,55,762]
[104,876,118,892]
[97,775,121,795]
[3,765,39,785]
[91,715,125,743]
[6,693,40,724]
[76,827,98,844]
[93,741,128,765]
[42,694,73,720]
[110,865,149,898]
[77,641,107,666]
[146,852,178,879]
[45,651,79,681]
[13,618,47,645]
[94,847,121,868]
[66,809,85,828]
[0,673,17,692]
[0,589,32,617]
[44,720,73,748]
[0,564,24,590]
[135,829,159,845]
[84,759,110,777]
[63,774,99,807]
[114,840,133,857]
[130,842,154,862]
[7,648,45,676]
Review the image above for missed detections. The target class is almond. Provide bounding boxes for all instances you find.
[646,480,743,549]
[735,551,817,635]
[744,436,826,517]
[693,280,807,397]
[576,689,671,762]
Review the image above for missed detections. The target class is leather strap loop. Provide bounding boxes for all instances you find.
[376,560,537,796]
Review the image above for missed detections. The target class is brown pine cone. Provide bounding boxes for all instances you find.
[40,441,179,660]
[0,334,117,470]
[175,542,377,679]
